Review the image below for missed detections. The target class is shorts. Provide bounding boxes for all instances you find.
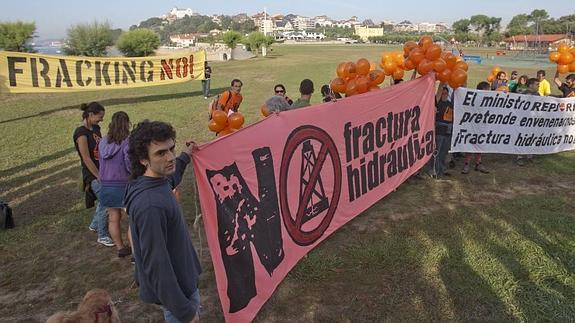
[99,185,127,208]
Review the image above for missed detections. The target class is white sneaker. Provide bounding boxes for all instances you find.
[97,237,115,247]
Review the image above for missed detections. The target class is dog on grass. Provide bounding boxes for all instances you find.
[46,288,121,323]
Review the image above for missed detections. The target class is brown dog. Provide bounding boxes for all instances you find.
[46,288,121,323]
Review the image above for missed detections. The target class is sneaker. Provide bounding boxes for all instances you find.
[130,257,135,265]
[475,163,489,174]
[443,172,452,177]
[118,246,132,258]
[462,163,470,174]
[97,237,115,247]
[88,225,97,232]
[448,160,456,169]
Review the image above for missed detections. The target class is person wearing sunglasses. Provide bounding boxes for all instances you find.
[273,84,293,105]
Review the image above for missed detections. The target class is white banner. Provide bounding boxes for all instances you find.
[451,88,575,154]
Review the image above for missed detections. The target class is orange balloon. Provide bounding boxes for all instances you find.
[345,78,358,96]
[355,76,371,93]
[208,119,226,132]
[368,70,385,85]
[448,79,460,89]
[217,127,234,137]
[409,48,425,65]
[228,112,245,129]
[454,61,469,71]
[260,104,270,117]
[403,41,418,56]
[451,68,468,85]
[437,68,452,83]
[330,77,347,93]
[557,52,574,65]
[369,62,376,71]
[569,61,575,72]
[557,64,570,74]
[369,85,380,92]
[393,52,405,65]
[444,53,457,69]
[557,43,569,53]
[383,60,397,76]
[491,66,501,75]
[433,58,447,73]
[418,35,433,51]
[487,74,495,82]
[417,59,434,75]
[393,68,405,81]
[381,53,393,63]
[425,44,442,61]
[343,62,357,79]
[356,58,371,76]
[549,51,561,62]
[455,56,464,63]
[211,110,228,127]
[336,62,346,78]
[403,58,416,71]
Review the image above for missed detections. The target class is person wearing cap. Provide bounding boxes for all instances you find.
[508,71,519,92]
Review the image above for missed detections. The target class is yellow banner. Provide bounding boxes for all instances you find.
[0,50,205,93]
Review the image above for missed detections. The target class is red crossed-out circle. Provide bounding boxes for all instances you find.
[279,125,342,246]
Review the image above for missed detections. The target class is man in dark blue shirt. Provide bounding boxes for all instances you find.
[125,120,201,323]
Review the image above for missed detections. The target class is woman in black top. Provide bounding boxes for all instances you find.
[72,102,114,247]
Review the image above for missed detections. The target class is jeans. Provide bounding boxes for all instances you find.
[433,134,452,176]
[162,289,200,323]
[201,79,211,97]
[89,180,109,239]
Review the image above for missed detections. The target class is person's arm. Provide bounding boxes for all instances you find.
[435,82,444,103]
[167,141,198,189]
[553,70,562,88]
[76,136,99,180]
[123,140,131,174]
[136,206,198,322]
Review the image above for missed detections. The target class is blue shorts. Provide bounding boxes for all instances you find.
[99,185,127,208]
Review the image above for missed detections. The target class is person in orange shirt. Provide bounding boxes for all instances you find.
[216,79,243,114]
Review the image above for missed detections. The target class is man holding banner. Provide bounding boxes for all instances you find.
[125,121,201,323]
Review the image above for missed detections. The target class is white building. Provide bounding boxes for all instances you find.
[167,7,193,19]
[417,22,436,33]
[393,20,417,32]
[293,16,315,30]
[314,15,333,27]
[260,19,275,34]
[170,34,196,47]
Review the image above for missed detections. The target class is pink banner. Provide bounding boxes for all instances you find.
[192,74,437,322]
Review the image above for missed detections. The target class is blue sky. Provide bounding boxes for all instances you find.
[0,0,568,39]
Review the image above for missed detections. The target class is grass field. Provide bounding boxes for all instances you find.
[1,44,574,322]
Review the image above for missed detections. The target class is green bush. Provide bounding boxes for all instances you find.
[0,21,36,52]
[116,29,160,57]
[64,21,114,56]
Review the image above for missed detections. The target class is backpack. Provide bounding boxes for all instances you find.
[208,90,232,120]
[0,199,15,229]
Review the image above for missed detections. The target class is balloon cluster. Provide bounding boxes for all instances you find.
[548,43,575,74]
[208,110,245,137]
[402,36,469,88]
[486,66,502,82]
[330,58,386,97]
[380,51,405,81]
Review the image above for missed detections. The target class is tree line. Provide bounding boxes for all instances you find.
[1,9,573,56]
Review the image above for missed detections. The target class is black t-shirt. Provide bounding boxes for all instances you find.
[435,99,453,135]
[204,66,212,79]
[73,125,101,184]
[559,83,575,98]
